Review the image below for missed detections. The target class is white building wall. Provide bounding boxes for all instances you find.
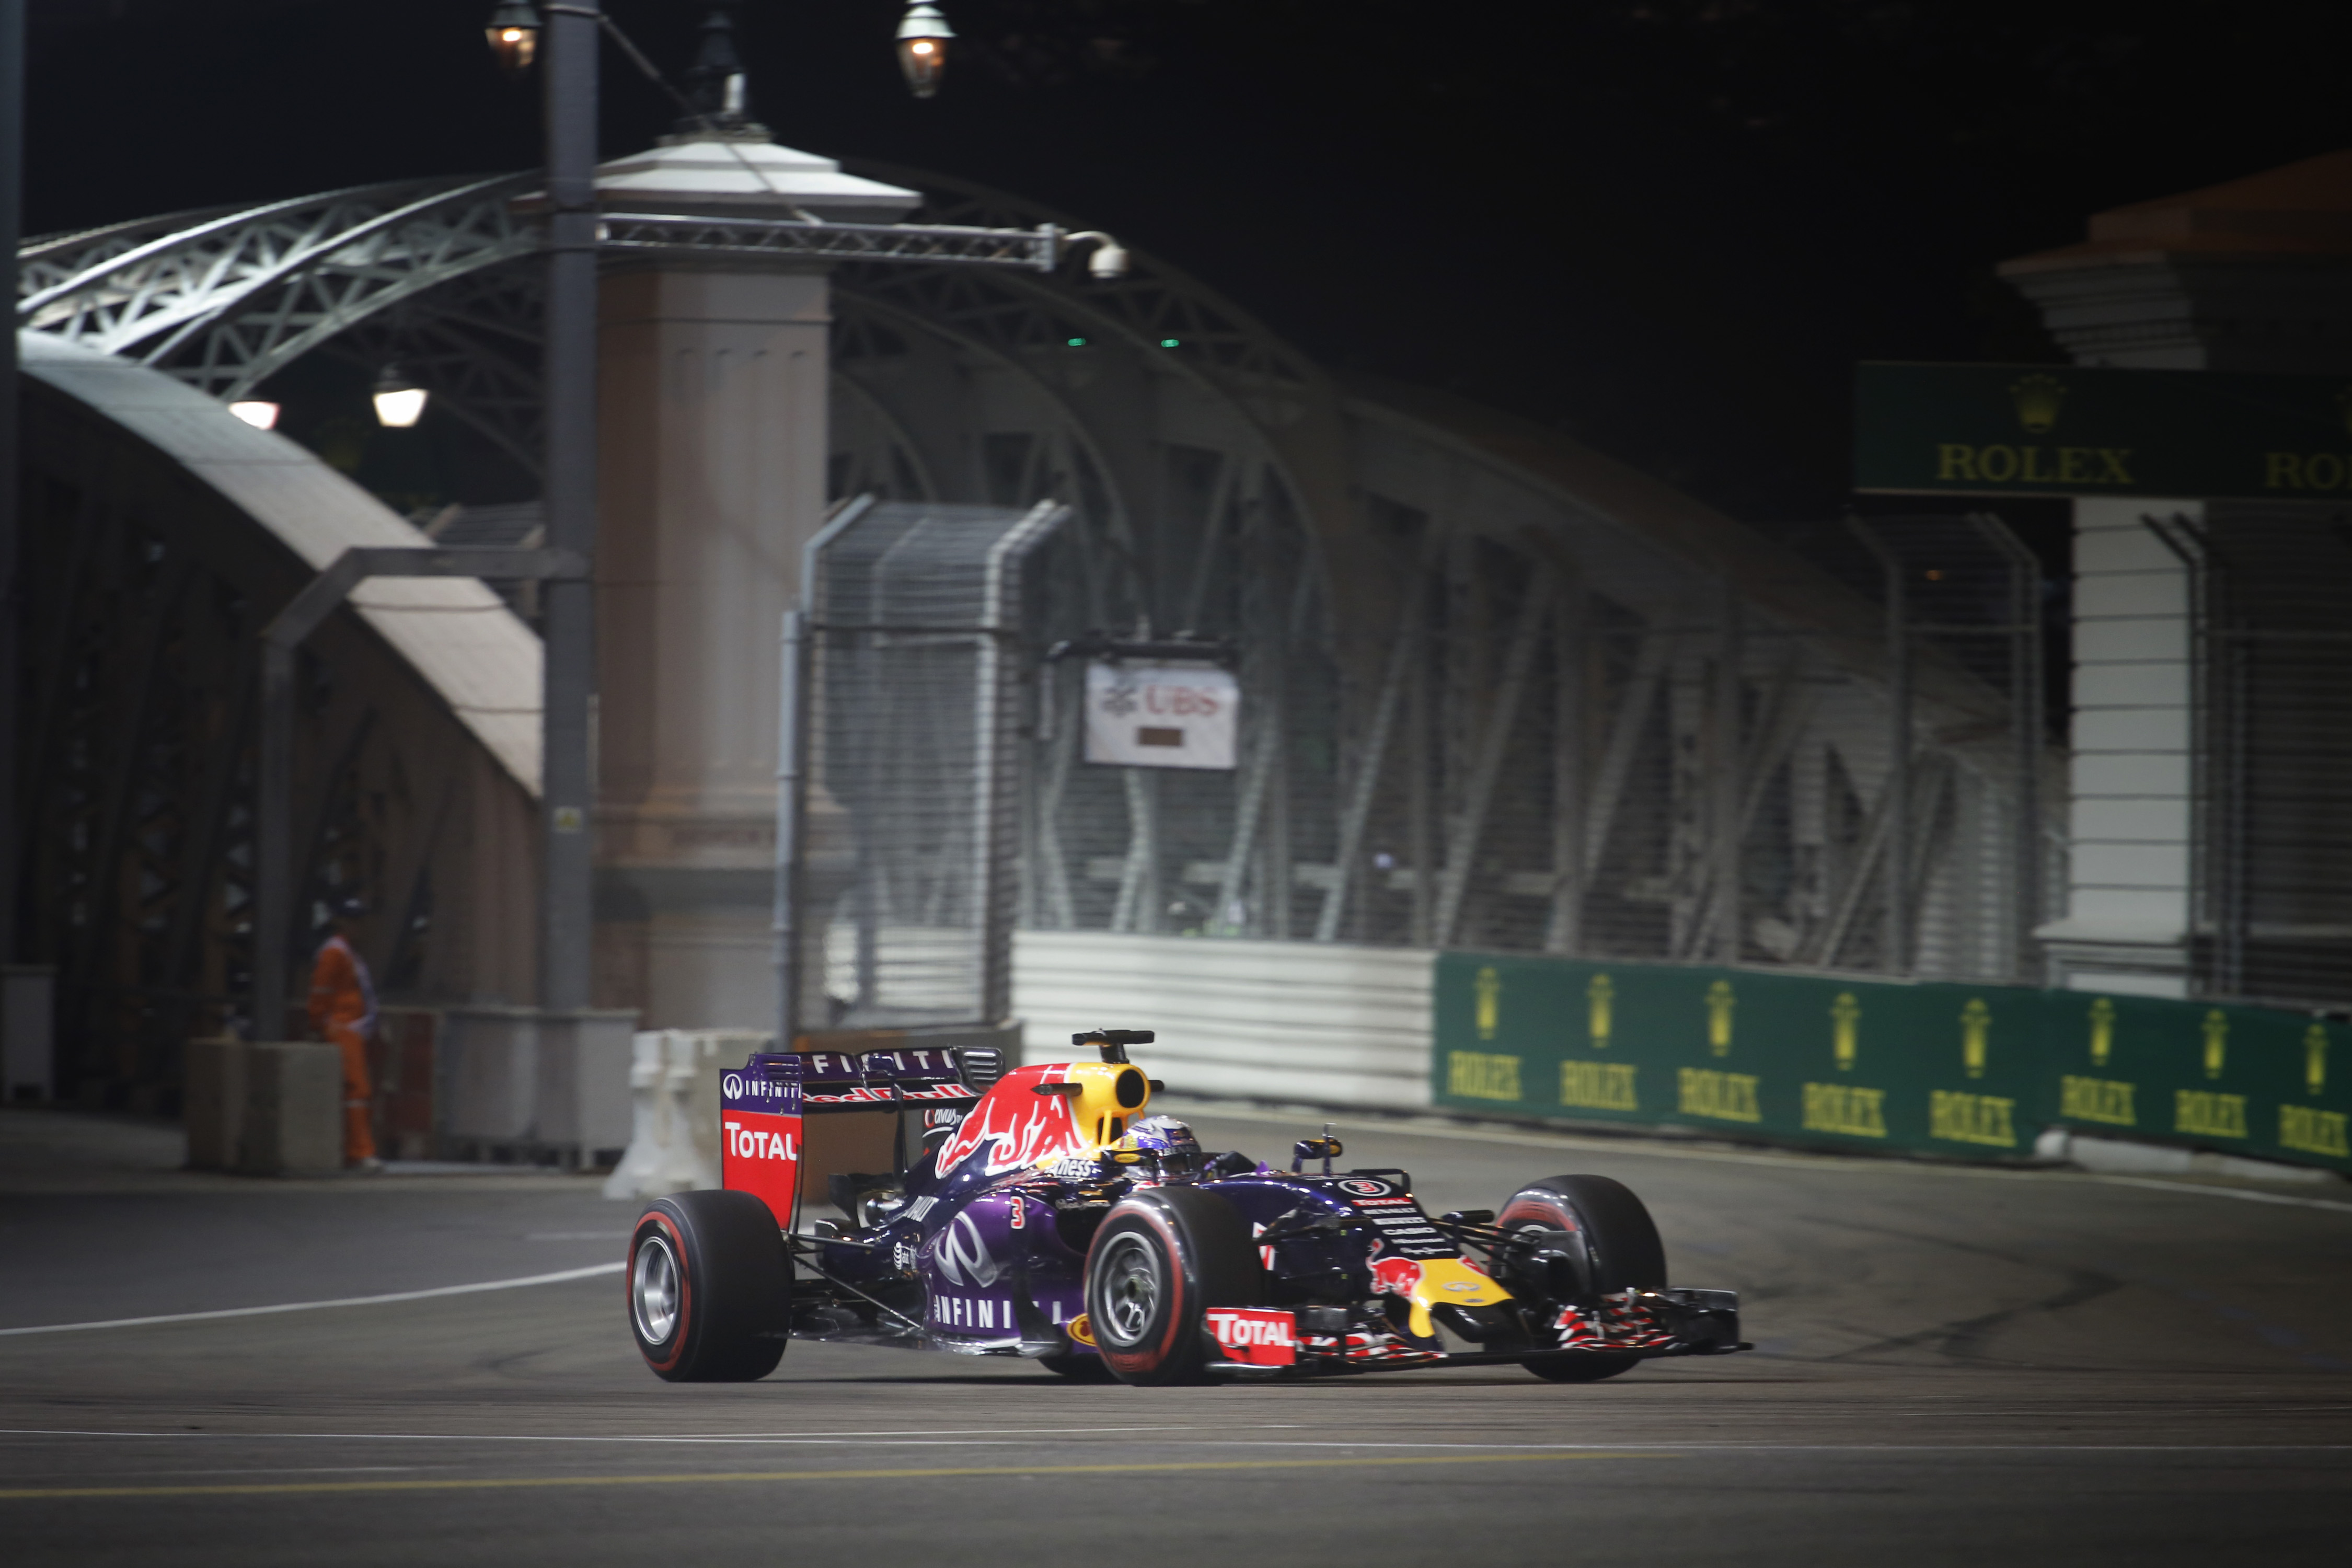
[2038,495,2199,995]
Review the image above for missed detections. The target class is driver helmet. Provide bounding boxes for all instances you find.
[1112,1115,1205,1180]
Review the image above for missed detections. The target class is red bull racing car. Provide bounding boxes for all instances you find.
[626,1029,1749,1385]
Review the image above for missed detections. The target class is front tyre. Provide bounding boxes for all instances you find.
[1084,1187,1263,1387]
[1500,1173,1667,1385]
[628,1190,789,1382]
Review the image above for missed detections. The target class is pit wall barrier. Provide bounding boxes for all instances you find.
[1432,952,2351,1175]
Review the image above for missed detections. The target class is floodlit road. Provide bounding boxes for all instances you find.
[3,1102,2348,1567]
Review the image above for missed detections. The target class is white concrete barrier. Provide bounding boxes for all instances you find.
[1012,931,1436,1110]
[601,1029,769,1200]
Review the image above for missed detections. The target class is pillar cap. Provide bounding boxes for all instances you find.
[594,137,921,224]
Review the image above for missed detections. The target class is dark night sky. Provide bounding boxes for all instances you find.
[25,1,2352,523]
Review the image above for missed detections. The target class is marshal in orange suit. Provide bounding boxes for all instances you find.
[308,898,381,1170]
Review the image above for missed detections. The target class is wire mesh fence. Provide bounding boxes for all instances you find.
[2159,503,2352,1009]
[795,499,1068,1033]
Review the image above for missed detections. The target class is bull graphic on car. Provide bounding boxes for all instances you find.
[625,1028,1749,1385]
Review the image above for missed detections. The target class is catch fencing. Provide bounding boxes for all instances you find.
[1015,489,2056,987]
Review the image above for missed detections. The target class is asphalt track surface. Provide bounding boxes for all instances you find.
[3,1101,2349,1567]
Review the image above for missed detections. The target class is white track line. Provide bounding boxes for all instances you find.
[2083,1174,2352,1215]
[0,1429,2344,1455]
[0,1263,624,1338]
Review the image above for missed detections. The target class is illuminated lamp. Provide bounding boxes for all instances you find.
[485,0,541,74]
[896,3,952,98]
[373,365,429,429]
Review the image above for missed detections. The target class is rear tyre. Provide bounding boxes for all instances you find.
[1084,1186,1263,1387]
[1499,1174,1666,1385]
[628,1191,790,1382]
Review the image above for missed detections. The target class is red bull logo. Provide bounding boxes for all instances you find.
[1369,1256,1423,1296]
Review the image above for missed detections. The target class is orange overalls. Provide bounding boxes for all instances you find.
[307,932,378,1163]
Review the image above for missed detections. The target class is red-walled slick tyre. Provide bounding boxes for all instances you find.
[1499,1173,1666,1385]
[1083,1186,1263,1387]
[628,1190,790,1382]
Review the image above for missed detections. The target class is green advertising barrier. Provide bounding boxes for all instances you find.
[2044,991,2350,1171]
[1432,953,2351,1174]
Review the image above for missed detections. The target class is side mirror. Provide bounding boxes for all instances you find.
[1289,1135,1344,1174]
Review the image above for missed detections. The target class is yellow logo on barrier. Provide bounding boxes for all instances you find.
[2060,1075,2136,1126]
[1706,979,1736,1057]
[1930,1090,2016,1148]
[2306,1024,2329,1096]
[1561,1060,1639,1112]
[1588,973,1615,1050]
[1474,965,1501,1041]
[2175,1089,2247,1139]
[1447,1051,1521,1102]
[2202,1010,2229,1080]
[1803,1081,1886,1138]
[2089,996,2114,1067]
[2280,1104,2349,1158]
[1831,993,1860,1071]
[1961,998,1991,1080]
[1678,1067,1760,1123]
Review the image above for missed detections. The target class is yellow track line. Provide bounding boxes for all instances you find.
[0,1450,1667,1501]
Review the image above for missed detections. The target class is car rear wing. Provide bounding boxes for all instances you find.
[721,1035,1011,1229]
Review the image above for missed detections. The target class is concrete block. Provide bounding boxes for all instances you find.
[2072,570,2187,621]
[2071,661,2189,709]
[2072,707,2189,753]
[4,966,56,1103]
[2071,613,2189,663]
[2069,797,2190,844]
[183,1037,248,1171]
[2070,842,2190,891]
[536,1010,640,1154]
[241,1042,343,1175]
[2072,752,2189,798]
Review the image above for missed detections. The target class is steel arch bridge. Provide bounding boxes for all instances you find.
[13,166,2052,1114]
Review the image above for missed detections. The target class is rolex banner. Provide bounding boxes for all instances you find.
[1433,953,2350,1173]
[1853,361,2352,501]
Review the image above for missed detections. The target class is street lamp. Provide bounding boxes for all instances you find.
[372,364,428,428]
[486,0,540,74]
[228,400,281,430]
[896,3,952,98]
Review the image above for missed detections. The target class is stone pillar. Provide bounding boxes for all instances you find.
[2001,149,2352,995]
[589,133,915,1029]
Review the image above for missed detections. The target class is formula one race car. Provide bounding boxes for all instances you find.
[625,1029,1749,1385]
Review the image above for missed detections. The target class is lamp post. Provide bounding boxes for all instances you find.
[536,0,601,1017]
[477,0,599,1017]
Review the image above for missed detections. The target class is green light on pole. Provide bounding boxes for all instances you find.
[1159,338,1180,349]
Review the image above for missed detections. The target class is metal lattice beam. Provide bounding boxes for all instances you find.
[599,212,1058,270]
[18,175,542,398]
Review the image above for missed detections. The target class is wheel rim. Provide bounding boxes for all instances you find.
[631,1233,681,1345]
[1096,1232,1163,1347]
